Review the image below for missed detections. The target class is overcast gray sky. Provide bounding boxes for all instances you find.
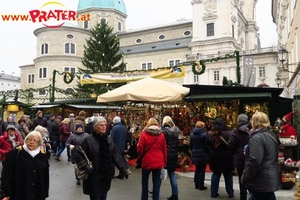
[0,0,276,76]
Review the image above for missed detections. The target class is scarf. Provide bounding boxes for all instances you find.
[23,144,41,157]
[93,133,112,178]
[8,135,17,148]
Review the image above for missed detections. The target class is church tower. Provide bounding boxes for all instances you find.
[190,0,259,55]
[76,0,127,32]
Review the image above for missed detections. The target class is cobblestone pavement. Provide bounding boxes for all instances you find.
[48,153,294,200]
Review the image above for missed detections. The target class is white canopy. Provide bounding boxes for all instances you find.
[97,77,190,103]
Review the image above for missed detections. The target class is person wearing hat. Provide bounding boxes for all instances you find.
[0,125,23,161]
[228,114,250,200]
[33,110,47,129]
[281,111,297,137]
[66,123,89,185]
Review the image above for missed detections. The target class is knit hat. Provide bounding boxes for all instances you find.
[75,123,83,130]
[69,113,75,117]
[237,114,248,124]
[6,125,15,131]
[56,116,62,120]
[113,116,121,124]
[284,112,296,121]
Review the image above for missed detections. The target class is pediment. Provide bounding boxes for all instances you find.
[203,13,218,21]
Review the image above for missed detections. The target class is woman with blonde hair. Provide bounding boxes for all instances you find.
[55,118,72,161]
[190,121,209,191]
[242,111,281,200]
[137,117,167,200]
[34,125,51,159]
[162,116,180,200]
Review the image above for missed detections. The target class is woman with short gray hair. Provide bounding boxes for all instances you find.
[75,116,131,200]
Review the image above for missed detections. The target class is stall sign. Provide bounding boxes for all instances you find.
[80,66,185,84]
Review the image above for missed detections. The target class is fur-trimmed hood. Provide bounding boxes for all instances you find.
[144,125,161,135]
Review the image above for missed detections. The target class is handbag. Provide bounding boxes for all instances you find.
[74,146,93,180]
[135,135,159,169]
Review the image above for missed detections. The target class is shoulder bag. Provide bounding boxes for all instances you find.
[136,135,159,169]
[74,146,93,180]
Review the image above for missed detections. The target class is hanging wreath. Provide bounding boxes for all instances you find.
[192,60,206,75]
[63,72,74,84]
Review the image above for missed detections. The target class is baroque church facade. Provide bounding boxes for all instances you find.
[19,0,280,103]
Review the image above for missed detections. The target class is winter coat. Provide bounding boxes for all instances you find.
[66,130,89,164]
[243,128,281,193]
[228,122,249,169]
[50,122,60,142]
[137,125,167,170]
[59,122,71,142]
[46,119,56,136]
[16,124,29,140]
[206,129,234,173]
[0,131,23,161]
[110,122,127,153]
[33,117,47,129]
[85,123,94,134]
[162,125,180,171]
[1,147,49,200]
[190,127,209,165]
[75,132,128,196]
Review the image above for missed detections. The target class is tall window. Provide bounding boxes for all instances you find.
[213,70,219,81]
[141,62,152,70]
[41,43,48,54]
[232,25,234,38]
[259,66,266,77]
[118,22,122,31]
[194,75,199,83]
[28,74,34,84]
[64,67,76,75]
[65,43,75,54]
[207,23,214,37]
[168,59,180,67]
[84,20,88,29]
[39,67,47,79]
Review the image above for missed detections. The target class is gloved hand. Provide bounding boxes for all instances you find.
[69,145,75,150]
[85,165,93,174]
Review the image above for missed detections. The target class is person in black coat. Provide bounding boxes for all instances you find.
[75,116,130,200]
[206,118,234,198]
[228,114,250,200]
[50,116,62,155]
[84,117,94,134]
[33,110,47,129]
[162,116,180,200]
[0,131,49,200]
[190,121,209,191]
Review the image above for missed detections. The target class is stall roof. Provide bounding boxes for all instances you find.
[30,104,60,109]
[185,92,272,101]
[66,104,113,109]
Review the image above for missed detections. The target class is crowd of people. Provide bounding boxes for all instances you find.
[0,109,296,200]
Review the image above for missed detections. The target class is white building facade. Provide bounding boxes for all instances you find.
[19,0,281,104]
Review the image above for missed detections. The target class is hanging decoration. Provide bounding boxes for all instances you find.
[63,71,74,84]
[192,60,206,75]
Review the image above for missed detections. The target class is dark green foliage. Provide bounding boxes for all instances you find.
[77,21,126,95]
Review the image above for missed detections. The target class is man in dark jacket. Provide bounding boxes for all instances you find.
[33,110,47,129]
[110,116,128,179]
[228,114,250,200]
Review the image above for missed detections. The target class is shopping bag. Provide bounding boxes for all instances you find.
[160,168,168,180]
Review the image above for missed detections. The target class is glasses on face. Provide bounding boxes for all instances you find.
[27,138,40,144]
[98,124,107,127]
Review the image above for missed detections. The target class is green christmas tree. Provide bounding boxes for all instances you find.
[77,21,126,95]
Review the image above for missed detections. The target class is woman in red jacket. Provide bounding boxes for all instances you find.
[0,125,23,161]
[137,117,167,200]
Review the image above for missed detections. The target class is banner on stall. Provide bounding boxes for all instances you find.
[80,66,185,84]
